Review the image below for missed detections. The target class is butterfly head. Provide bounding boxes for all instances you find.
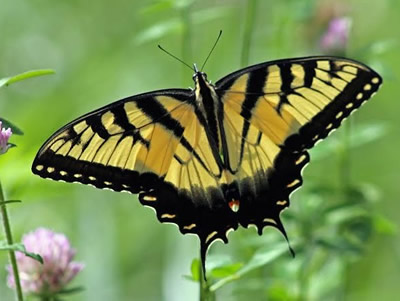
[192,63,211,92]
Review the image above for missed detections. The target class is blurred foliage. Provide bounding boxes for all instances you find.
[1,0,399,300]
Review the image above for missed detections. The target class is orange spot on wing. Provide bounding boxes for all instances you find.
[228,199,240,212]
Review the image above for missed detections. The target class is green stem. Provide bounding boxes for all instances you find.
[199,277,215,301]
[241,0,257,67]
[199,268,206,301]
[199,254,215,301]
[209,274,237,292]
[0,181,24,301]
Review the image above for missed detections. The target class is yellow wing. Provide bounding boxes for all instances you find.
[216,57,382,233]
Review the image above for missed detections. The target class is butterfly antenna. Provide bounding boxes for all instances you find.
[200,30,222,72]
[158,45,194,72]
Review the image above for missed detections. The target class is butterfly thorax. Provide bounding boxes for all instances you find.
[193,72,222,152]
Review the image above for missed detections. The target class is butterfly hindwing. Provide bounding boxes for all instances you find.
[216,56,382,234]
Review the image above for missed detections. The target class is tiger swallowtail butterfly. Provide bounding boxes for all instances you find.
[32,55,382,276]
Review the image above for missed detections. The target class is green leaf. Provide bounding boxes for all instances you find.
[0,200,22,206]
[57,286,85,295]
[237,243,291,276]
[210,262,243,278]
[189,258,201,282]
[0,118,23,135]
[193,254,244,279]
[210,243,291,292]
[0,69,55,89]
[33,287,84,301]
[204,254,232,271]
[373,214,397,235]
[0,242,43,263]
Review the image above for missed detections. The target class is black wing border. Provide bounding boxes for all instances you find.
[215,55,382,88]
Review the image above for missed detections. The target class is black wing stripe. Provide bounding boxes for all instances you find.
[136,97,185,138]
[279,63,294,91]
[277,62,297,113]
[133,97,214,174]
[238,68,268,170]
[179,137,212,173]
[133,131,150,148]
[303,60,316,88]
[86,114,110,140]
[111,105,136,132]
[158,106,191,176]
[225,95,288,148]
[285,69,381,150]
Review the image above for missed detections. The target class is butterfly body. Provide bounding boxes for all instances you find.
[193,71,222,151]
[32,56,382,274]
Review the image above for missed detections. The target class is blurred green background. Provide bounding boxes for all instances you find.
[1,0,399,300]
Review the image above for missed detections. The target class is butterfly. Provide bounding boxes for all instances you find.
[32,55,382,276]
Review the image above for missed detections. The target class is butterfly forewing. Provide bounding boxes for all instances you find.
[33,90,216,191]
[217,57,382,151]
